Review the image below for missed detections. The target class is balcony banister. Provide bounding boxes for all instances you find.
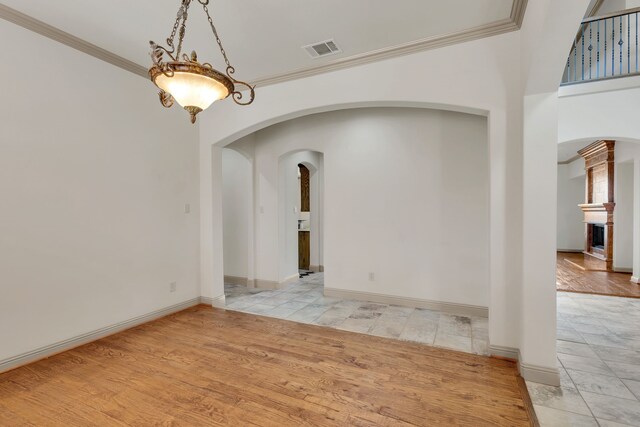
[562,8,640,85]
[582,6,640,24]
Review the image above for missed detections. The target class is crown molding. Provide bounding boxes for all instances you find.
[558,154,581,165]
[0,4,148,78]
[0,0,527,87]
[254,0,528,88]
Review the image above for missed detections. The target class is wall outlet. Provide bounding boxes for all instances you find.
[169,282,177,292]
[369,272,375,281]
[184,203,191,214]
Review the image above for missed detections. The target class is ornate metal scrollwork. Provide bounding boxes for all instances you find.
[158,90,174,108]
[226,66,256,106]
[148,0,255,120]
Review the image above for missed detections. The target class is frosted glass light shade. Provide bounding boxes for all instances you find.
[155,71,230,110]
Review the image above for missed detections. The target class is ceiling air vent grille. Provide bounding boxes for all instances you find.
[303,39,342,59]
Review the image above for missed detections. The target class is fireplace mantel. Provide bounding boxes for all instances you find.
[577,140,615,270]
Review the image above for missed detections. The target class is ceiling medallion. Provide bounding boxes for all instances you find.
[149,0,255,124]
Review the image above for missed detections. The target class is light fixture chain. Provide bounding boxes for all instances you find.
[176,4,191,59]
[202,3,231,68]
[167,0,188,51]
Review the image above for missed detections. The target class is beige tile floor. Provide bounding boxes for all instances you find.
[528,291,640,427]
[224,272,489,356]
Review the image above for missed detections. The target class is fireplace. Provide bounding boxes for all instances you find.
[591,224,605,249]
[578,140,615,271]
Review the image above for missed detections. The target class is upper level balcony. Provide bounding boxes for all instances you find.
[562,7,640,86]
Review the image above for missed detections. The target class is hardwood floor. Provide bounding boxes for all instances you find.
[557,252,640,298]
[0,305,533,426]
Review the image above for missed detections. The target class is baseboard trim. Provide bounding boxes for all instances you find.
[253,274,300,290]
[631,276,640,284]
[489,345,560,386]
[254,279,279,290]
[613,267,633,273]
[224,275,249,286]
[557,249,583,253]
[489,344,519,361]
[323,288,488,318]
[0,297,201,374]
[200,295,226,308]
[520,361,560,386]
[310,265,325,273]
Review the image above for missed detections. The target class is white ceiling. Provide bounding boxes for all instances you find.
[2,0,515,83]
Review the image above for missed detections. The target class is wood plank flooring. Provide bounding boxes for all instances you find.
[557,252,640,298]
[0,305,533,426]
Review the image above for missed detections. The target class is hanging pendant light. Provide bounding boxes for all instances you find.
[149,0,255,124]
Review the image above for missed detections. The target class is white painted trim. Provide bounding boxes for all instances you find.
[224,275,250,286]
[520,361,560,386]
[557,156,581,165]
[0,1,527,87]
[613,267,633,273]
[489,345,560,386]
[324,288,488,318]
[489,344,519,360]
[558,74,640,98]
[253,274,300,290]
[557,249,583,253]
[200,295,226,308]
[631,276,640,284]
[0,4,147,78]
[0,298,201,374]
[309,265,324,273]
[254,279,279,290]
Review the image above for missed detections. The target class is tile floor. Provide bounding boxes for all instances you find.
[224,272,489,356]
[528,291,640,426]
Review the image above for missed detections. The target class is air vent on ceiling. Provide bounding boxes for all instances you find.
[303,39,342,59]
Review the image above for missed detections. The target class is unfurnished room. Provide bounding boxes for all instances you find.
[2,1,640,426]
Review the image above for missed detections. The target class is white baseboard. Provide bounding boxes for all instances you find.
[324,287,488,318]
[488,345,560,386]
[254,274,299,290]
[489,344,519,360]
[631,276,640,284]
[557,249,583,253]
[0,297,202,374]
[224,275,250,286]
[520,362,560,386]
[200,294,226,308]
[613,267,633,273]
[309,265,325,273]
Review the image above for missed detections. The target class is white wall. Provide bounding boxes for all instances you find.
[247,108,489,307]
[199,29,525,357]
[0,21,200,362]
[196,0,590,384]
[557,163,586,251]
[222,149,251,278]
[614,161,634,271]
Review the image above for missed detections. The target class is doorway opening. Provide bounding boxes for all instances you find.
[278,150,324,284]
[298,163,311,275]
[556,139,638,297]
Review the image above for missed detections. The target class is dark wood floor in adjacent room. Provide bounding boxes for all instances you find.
[557,252,640,298]
[0,305,533,426]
